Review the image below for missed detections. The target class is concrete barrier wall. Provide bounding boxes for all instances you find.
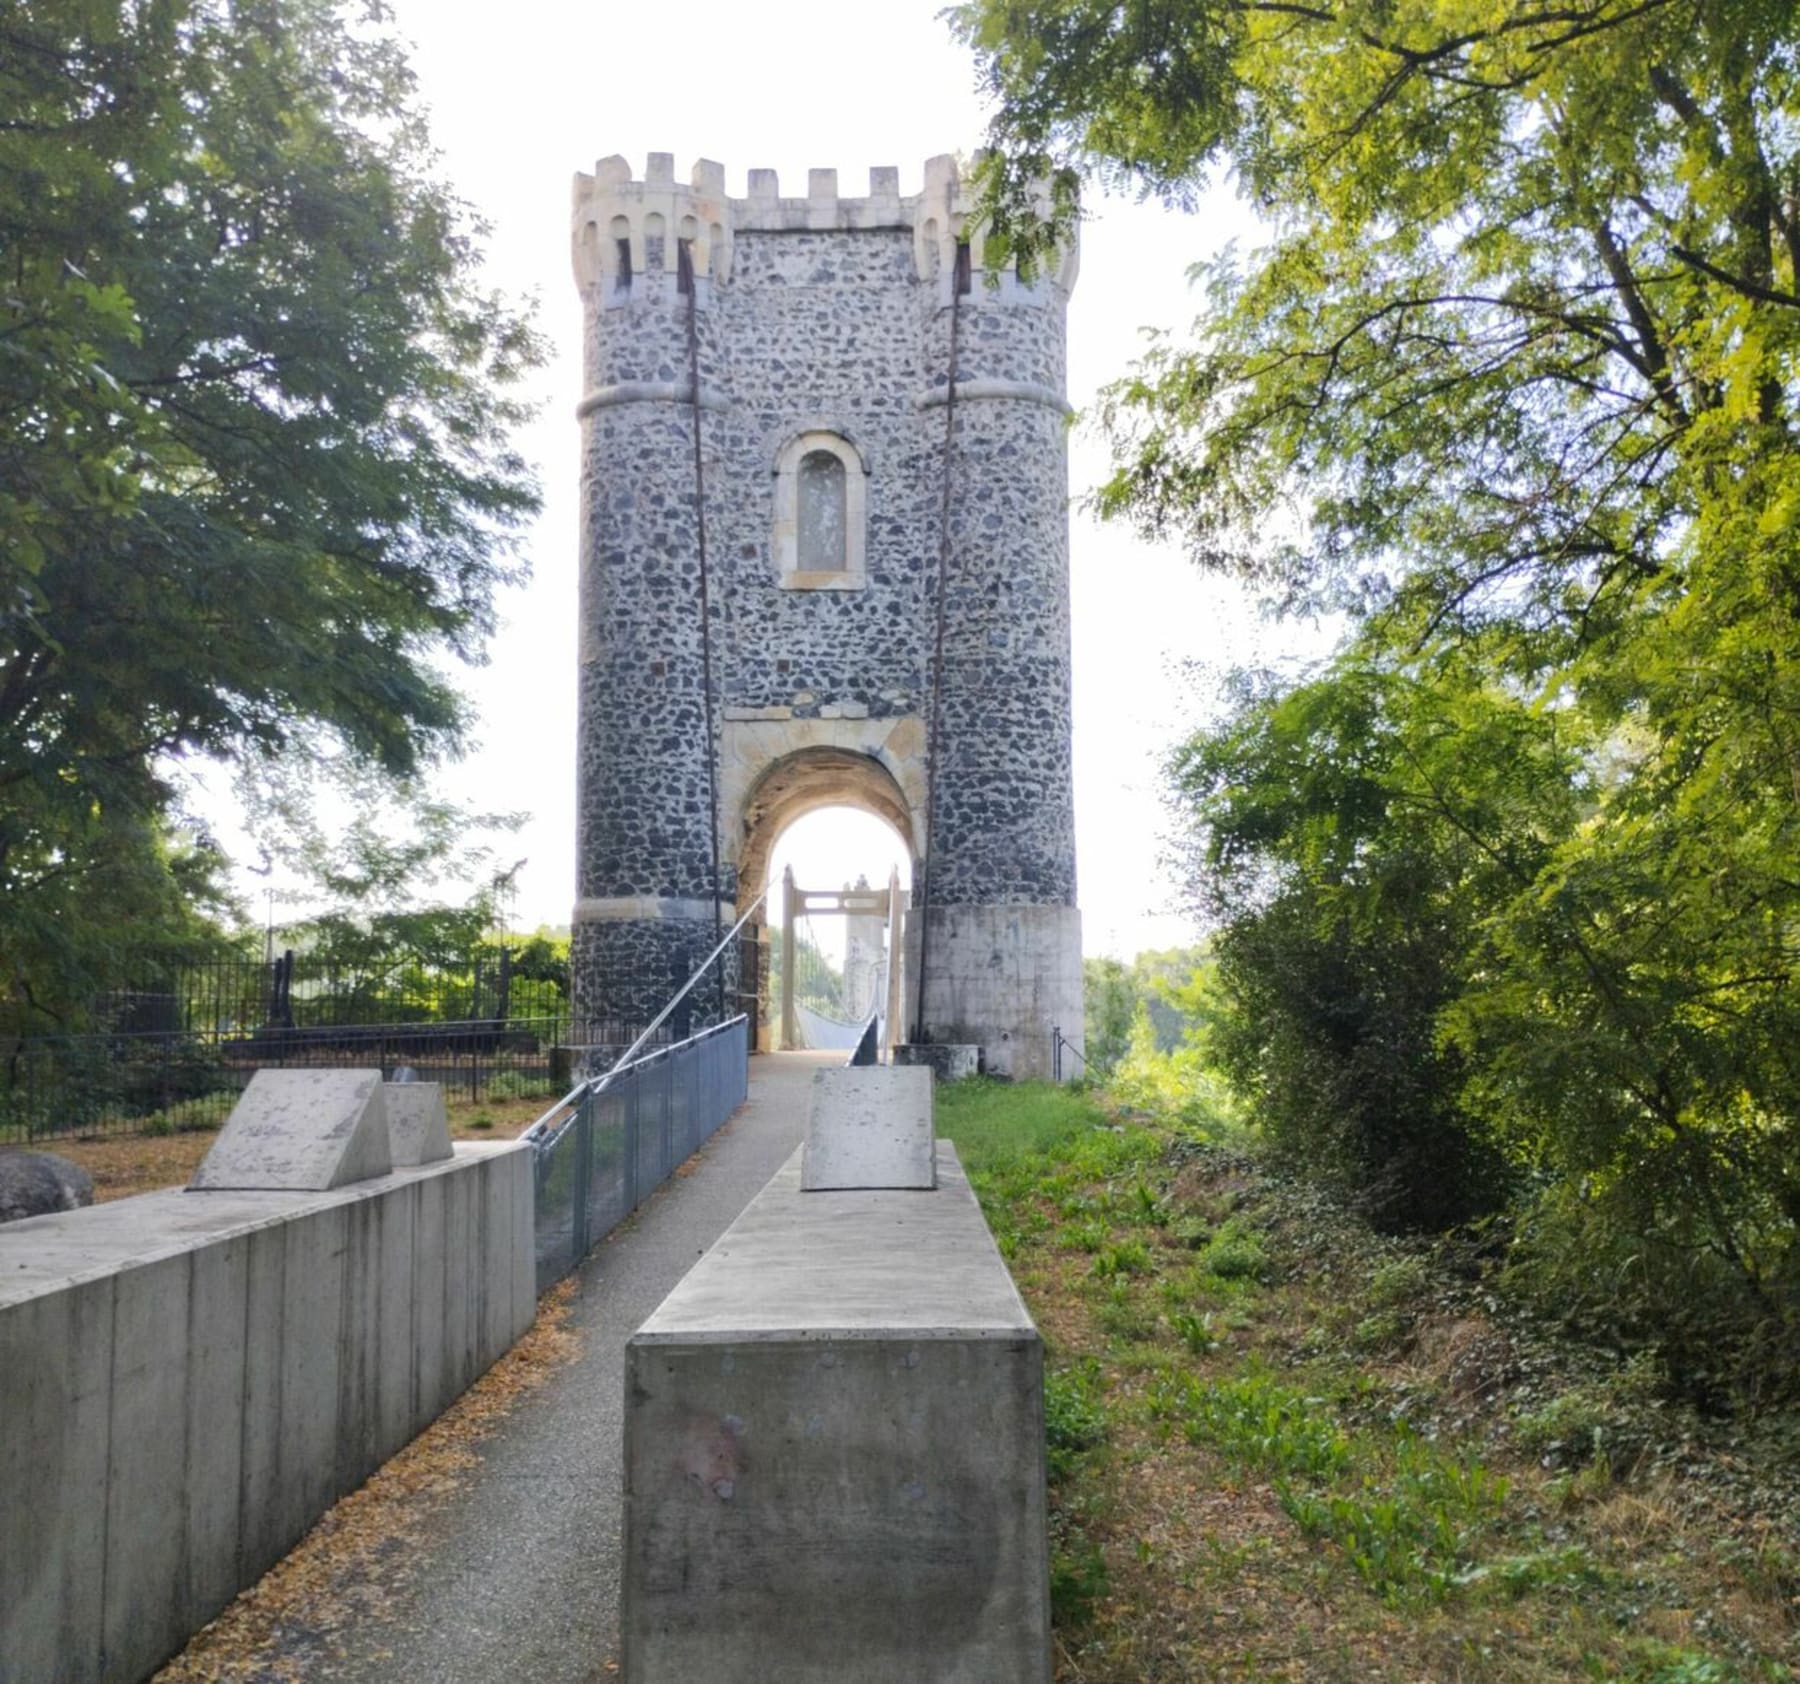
[622,1140,1051,1683]
[0,1142,535,1684]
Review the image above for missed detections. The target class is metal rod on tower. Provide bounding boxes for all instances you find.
[912,238,966,1043]
[780,865,799,1052]
[685,237,726,1022]
[885,865,904,1057]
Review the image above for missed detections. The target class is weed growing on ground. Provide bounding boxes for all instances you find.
[1044,1360,1108,1480]
[1196,1217,1268,1281]
[1092,1236,1152,1279]
[1041,1359,1113,1624]
[936,1078,1796,1682]
[1152,1368,1352,1481]
[1169,1307,1219,1356]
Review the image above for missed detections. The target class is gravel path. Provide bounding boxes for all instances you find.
[320,1051,831,1684]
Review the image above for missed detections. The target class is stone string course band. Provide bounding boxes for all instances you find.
[570,152,1082,1077]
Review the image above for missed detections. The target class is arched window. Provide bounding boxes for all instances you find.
[797,451,847,570]
[773,430,867,589]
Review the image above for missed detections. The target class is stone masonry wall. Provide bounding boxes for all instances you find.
[570,154,1081,1059]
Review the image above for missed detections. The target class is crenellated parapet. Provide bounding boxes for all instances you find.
[913,152,1080,304]
[570,153,1079,308]
[572,153,734,304]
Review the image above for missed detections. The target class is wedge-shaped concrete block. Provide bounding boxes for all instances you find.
[384,1082,453,1167]
[801,1066,936,1191]
[190,1068,392,1191]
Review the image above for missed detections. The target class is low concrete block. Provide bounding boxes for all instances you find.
[0,1275,113,1683]
[385,1082,453,1166]
[623,1143,1050,1684]
[373,1187,417,1466]
[102,1253,190,1676]
[190,1067,392,1191]
[892,1042,982,1082]
[801,1065,936,1190]
[182,1234,249,1633]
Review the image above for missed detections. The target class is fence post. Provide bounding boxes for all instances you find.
[572,1090,593,1263]
[625,1068,641,1213]
[659,1053,674,1181]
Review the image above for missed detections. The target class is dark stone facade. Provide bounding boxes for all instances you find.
[569,155,1081,1067]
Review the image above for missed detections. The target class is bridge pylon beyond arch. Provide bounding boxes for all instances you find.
[568,153,1083,1079]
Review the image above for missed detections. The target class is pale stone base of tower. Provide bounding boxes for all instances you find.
[904,905,1083,1082]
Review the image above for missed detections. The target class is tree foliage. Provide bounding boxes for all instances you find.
[1,0,542,1024]
[958,0,1800,1397]
[1179,657,1552,1229]
[1084,946,1214,1076]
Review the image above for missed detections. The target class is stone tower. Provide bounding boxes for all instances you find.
[569,153,1082,1078]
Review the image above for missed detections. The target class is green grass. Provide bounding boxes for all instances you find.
[951,1086,1791,1681]
[934,1076,1118,1174]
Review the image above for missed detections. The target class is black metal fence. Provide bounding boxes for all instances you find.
[0,1014,568,1143]
[1,940,575,1142]
[526,1015,750,1293]
[89,946,561,1038]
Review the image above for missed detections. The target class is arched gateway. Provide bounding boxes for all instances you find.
[569,153,1082,1079]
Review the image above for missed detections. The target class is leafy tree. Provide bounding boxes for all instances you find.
[959,0,1800,1393]
[0,810,246,1039]
[506,928,571,1013]
[1084,947,1214,1075]
[1,0,542,1025]
[1082,955,1136,1074]
[1179,653,1560,1226]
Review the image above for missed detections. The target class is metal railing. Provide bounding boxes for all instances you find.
[523,886,770,1292]
[525,1015,749,1294]
[1052,1024,1088,1083]
[0,1014,566,1142]
[76,943,564,1038]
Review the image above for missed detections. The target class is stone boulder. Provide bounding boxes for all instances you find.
[0,1150,96,1224]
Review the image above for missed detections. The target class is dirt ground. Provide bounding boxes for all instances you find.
[27,1091,553,1202]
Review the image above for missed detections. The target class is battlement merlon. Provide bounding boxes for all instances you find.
[571,153,1079,298]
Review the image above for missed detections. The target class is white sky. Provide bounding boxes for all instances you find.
[194,0,1328,959]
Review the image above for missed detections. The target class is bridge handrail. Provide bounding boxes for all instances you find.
[522,884,770,1154]
[847,1012,880,1067]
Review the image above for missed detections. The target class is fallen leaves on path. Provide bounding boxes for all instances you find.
[155,1279,581,1683]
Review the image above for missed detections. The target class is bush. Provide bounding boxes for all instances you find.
[1210,892,1510,1232]
[1505,1184,1800,1409]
